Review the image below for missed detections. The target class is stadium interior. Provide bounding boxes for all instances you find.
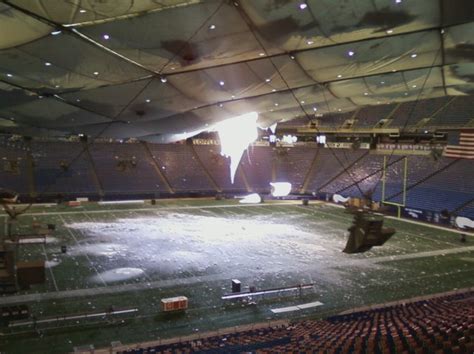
[0,0,473,353]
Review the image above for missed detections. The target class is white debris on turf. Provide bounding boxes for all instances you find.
[92,268,145,283]
[44,259,61,268]
[64,213,388,286]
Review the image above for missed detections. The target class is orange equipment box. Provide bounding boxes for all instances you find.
[160,296,188,312]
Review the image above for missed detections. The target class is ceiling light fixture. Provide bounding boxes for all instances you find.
[93,71,99,75]
[348,50,355,56]
[209,24,216,30]
[45,62,52,66]
[146,99,151,103]
[219,80,225,86]
[103,34,110,40]
[411,53,417,58]
[79,9,87,13]
[160,76,167,83]
[299,3,308,10]
[51,30,62,35]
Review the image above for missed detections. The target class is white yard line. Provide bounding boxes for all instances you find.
[0,272,243,306]
[304,204,461,247]
[385,214,474,237]
[294,205,350,223]
[401,230,461,247]
[82,212,95,222]
[298,205,466,251]
[323,202,474,237]
[10,200,474,238]
[42,244,59,292]
[18,201,303,217]
[58,214,107,287]
[300,204,474,242]
[366,245,474,264]
[1,245,472,307]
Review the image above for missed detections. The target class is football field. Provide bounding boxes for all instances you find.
[1,199,473,353]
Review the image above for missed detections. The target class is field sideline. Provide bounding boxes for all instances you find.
[1,199,473,353]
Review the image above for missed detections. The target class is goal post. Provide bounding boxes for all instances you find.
[381,156,408,218]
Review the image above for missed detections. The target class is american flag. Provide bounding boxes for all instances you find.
[443,130,474,159]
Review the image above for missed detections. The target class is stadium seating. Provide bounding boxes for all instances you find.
[0,146,30,195]
[118,290,474,353]
[3,141,473,218]
[389,97,451,128]
[354,104,396,128]
[144,144,215,192]
[373,156,453,205]
[89,142,168,196]
[273,146,317,192]
[429,96,474,127]
[402,159,474,216]
[310,149,380,197]
[374,157,474,216]
[30,142,98,196]
[318,112,353,128]
[305,149,369,195]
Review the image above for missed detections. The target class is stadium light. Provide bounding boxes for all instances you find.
[282,135,297,144]
[270,182,292,197]
[239,193,262,204]
[214,112,258,184]
[316,135,326,144]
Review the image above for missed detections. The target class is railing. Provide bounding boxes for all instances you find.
[94,319,290,354]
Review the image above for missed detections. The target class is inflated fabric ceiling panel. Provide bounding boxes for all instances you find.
[0,0,472,140]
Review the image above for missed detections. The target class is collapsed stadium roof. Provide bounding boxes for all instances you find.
[0,0,473,141]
